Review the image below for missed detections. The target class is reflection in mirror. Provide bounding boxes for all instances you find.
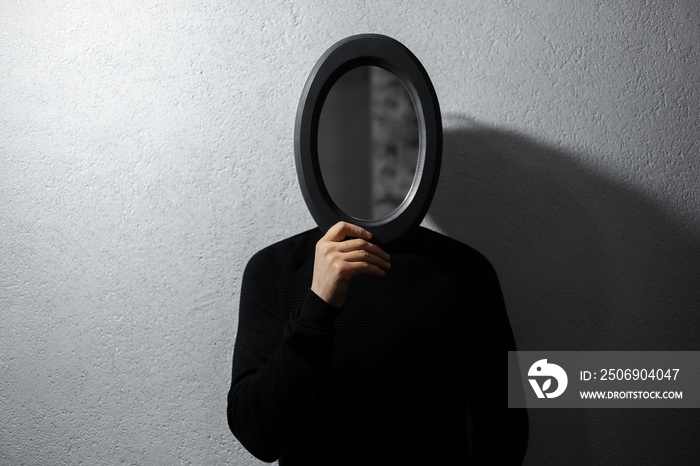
[317,66,419,221]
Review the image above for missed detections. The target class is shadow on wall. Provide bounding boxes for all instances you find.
[429,115,700,465]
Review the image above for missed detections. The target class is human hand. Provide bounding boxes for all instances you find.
[310,221,391,308]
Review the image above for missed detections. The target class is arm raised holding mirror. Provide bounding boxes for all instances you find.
[227,34,528,465]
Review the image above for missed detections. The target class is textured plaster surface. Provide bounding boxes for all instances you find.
[2,1,698,464]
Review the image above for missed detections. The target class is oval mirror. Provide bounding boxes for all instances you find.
[295,34,441,244]
[317,65,420,221]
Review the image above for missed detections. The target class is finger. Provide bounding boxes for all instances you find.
[340,260,387,277]
[337,238,391,261]
[342,249,391,270]
[325,221,372,242]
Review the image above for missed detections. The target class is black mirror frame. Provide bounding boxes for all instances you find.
[294,34,442,245]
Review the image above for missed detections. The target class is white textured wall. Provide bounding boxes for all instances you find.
[2,1,698,464]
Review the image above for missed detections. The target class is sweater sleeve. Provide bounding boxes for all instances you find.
[467,256,529,465]
[227,247,340,462]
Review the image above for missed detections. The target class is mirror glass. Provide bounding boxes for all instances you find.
[317,65,420,221]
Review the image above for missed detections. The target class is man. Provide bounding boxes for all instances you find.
[228,221,528,464]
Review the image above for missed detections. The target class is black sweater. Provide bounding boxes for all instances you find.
[227,227,528,465]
